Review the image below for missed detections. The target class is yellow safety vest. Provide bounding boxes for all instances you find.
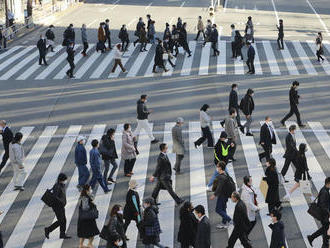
[214,143,230,161]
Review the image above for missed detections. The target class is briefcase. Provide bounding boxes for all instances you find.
[41,189,57,207]
[100,224,111,241]
[259,179,268,199]
[308,201,323,221]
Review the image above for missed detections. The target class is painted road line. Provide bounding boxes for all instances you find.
[109,43,135,78]
[252,42,262,75]
[306,40,330,75]
[89,44,115,78]
[234,57,244,74]
[180,41,196,76]
[199,42,211,75]
[262,40,281,75]
[306,0,330,37]
[217,40,226,74]
[0,46,34,72]
[75,48,102,79]
[292,41,317,75]
[4,126,81,248]
[162,57,176,76]
[281,42,299,75]
[0,46,22,62]
[127,44,152,77]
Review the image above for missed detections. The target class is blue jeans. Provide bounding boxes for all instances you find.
[103,159,118,181]
[90,169,109,192]
[207,167,229,187]
[77,165,90,186]
[216,196,231,224]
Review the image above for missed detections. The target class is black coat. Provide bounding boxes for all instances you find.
[64,27,75,42]
[153,153,172,180]
[1,126,13,151]
[195,216,211,248]
[123,189,141,221]
[53,182,66,207]
[247,45,255,59]
[178,28,188,45]
[277,23,284,38]
[289,87,299,106]
[317,186,330,219]
[294,152,309,179]
[264,167,280,204]
[37,38,47,55]
[259,123,276,147]
[137,99,150,120]
[241,94,254,115]
[119,28,129,41]
[210,28,218,43]
[100,134,118,160]
[283,133,297,160]
[66,46,75,62]
[233,199,250,233]
[269,221,286,248]
[177,209,198,246]
[108,215,126,245]
[228,89,239,110]
[105,24,111,37]
[46,29,55,40]
[154,44,164,66]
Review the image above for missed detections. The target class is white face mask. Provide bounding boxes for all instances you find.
[127,127,131,132]
[117,240,123,246]
[144,99,147,103]
[224,139,228,143]
[117,210,123,215]
[143,204,148,209]
[193,212,200,220]
[90,189,93,194]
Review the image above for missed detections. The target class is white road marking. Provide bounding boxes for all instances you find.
[292,41,317,75]
[109,43,135,77]
[217,40,226,74]
[270,0,279,23]
[306,40,330,74]
[127,44,152,77]
[262,40,281,75]
[281,42,299,75]
[199,42,211,75]
[145,2,153,9]
[306,0,330,36]
[89,44,115,78]
[180,41,196,76]
[252,42,262,74]
[180,1,185,7]
[0,46,33,71]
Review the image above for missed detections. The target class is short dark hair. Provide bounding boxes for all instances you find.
[12,132,23,144]
[216,161,226,171]
[200,104,210,112]
[110,204,122,217]
[231,24,235,28]
[229,107,236,115]
[159,143,167,151]
[265,116,271,121]
[231,191,240,200]
[325,177,330,185]
[57,173,67,182]
[271,209,282,220]
[194,205,205,215]
[231,83,237,89]
[91,139,98,147]
[243,176,251,185]
[141,94,147,100]
[289,124,296,132]
[292,81,299,86]
[124,123,130,131]
[147,14,151,18]
[268,158,276,169]
[247,88,254,95]
[105,19,109,22]
[107,128,116,137]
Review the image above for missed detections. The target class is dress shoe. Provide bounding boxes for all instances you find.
[151,139,159,144]
[299,124,306,128]
[44,228,50,239]
[307,235,313,247]
[60,235,71,239]
[239,126,245,134]
[246,132,253,136]
[280,120,285,126]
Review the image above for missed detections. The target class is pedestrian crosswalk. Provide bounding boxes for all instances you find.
[0,39,329,81]
[0,121,330,248]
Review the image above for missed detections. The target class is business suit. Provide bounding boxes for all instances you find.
[37,38,48,65]
[227,200,252,248]
[246,45,255,74]
[241,94,254,134]
[151,152,182,205]
[281,86,303,126]
[229,89,241,126]
[281,132,297,177]
[277,23,284,49]
[0,126,13,171]
[172,124,184,172]
[66,46,75,78]
[259,123,276,162]
[195,215,211,248]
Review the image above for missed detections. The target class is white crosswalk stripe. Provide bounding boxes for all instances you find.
[252,42,262,75]
[1,122,330,247]
[306,40,330,74]
[89,44,114,79]
[217,40,226,74]
[262,40,281,75]
[0,46,22,60]
[180,41,196,76]
[126,44,152,77]
[281,43,299,75]
[0,46,34,71]
[75,48,101,79]
[109,43,135,78]
[199,42,211,75]
[292,41,317,75]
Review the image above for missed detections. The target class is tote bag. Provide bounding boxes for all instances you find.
[300,180,312,195]
[259,179,268,199]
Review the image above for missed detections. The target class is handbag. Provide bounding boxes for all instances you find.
[246,28,252,35]
[300,180,312,195]
[79,199,99,220]
[100,224,111,241]
[41,188,57,207]
[307,195,323,221]
[163,53,169,60]
[259,179,268,199]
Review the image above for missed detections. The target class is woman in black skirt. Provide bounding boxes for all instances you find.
[282,143,311,202]
[77,185,100,248]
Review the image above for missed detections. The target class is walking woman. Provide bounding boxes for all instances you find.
[9,132,26,191]
[107,204,127,248]
[111,43,127,73]
[245,16,254,43]
[282,143,311,202]
[44,173,71,239]
[123,179,142,234]
[77,185,99,248]
[241,176,259,235]
[119,24,129,51]
[234,30,244,60]
[194,104,214,148]
[100,128,118,184]
[316,32,325,62]
[97,22,106,53]
[121,123,137,177]
[263,158,281,214]
[177,201,198,248]
[139,24,148,52]
[152,39,168,73]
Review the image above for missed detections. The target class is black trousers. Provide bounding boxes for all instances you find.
[247,220,256,235]
[174,154,184,172]
[121,39,129,51]
[0,148,9,170]
[0,231,3,248]
[47,206,66,236]
[195,126,214,147]
[236,47,243,60]
[231,42,236,57]
[152,179,181,204]
[277,35,284,49]
[310,219,329,247]
[139,42,147,51]
[259,144,272,162]
[246,57,255,73]
[227,227,252,248]
[181,41,191,55]
[212,41,219,55]
[39,53,47,65]
[153,62,166,72]
[281,157,296,177]
[281,104,302,125]
[195,30,205,40]
[106,36,111,49]
[124,158,136,175]
[123,217,138,233]
[66,60,75,76]
[82,41,89,54]
[317,50,324,61]
[228,139,236,159]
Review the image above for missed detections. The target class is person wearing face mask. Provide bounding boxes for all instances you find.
[37,34,48,66]
[45,25,55,52]
[0,120,13,173]
[224,108,238,161]
[221,84,242,128]
[44,173,71,239]
[241,176,259,236]
[194,205,211,248]
[111,234,124,248]
[123,179,142,235]
[280,81,305,128]
[259,116,276,165]
[239,88,255,136]
[66,42,75,78]
[177,201,198,248]
[77,184,99,248]
[119,24,129,51]
[282,143,311,202]
[307,177,330,248]
[226,192,252,248]
[122,123,138,177]
[75,136,89,191]
[107,204,127,248]
[269,210,287,248]
[194,104,213,149]
[97,22,106,53]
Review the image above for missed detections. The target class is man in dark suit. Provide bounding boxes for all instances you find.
[150,143,183,206]
[37,34,48,65]
[281,124,297,182]
[0,120,14,172]
[246,41,255,74]
[210,24,220,56]
[280,81,305,127]
[221,84,242,128]
[259,116,276,164]
[308,177,330,248]
[240,88,255,136]
[277,19,284,50]
[66,42,75,78]
[104,19,111,50]
[194,205,211,248]
[227,192,252,248]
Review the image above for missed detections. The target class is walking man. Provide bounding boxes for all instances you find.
[277,19,284,50]
[194,205,211,248]
[75,136,89,190]
[230,24,236,58]
[194,16,205,41]
[81,24,89,56]
[280,81,305,127]
[111,43,127,73]
[45,25,55,52]
[66,42,75,78]
[105,19,111,50]
[246,42,255,74]
[240,88,255,136]
[221,84,242,128]
[281,124,298,183]
[134,95,159,144]
[37,34,48,65]
[210,24,220,56]
[150,143,184,206]
[224,108,238,161]
[172,117,185,174]
[0,120,13,173]
[259,116,276,164]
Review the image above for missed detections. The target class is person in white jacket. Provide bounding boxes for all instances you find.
[241,176,259,236]
[9,132,26,191]
[194,104,214,148]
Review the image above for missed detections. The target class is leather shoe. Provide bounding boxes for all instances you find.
[307,235,313,247]
[60,235,71,239]
[44,228,50,239]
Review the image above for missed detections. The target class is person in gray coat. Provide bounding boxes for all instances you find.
[121,123,138,177]
[224,108,238,161]
[9,132,26,191]
[81,24,89,56]
[171,117,185,174]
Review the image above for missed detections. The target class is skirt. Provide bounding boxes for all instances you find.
[77,218,100,238]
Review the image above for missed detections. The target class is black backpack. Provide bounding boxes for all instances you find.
[239,97,245,110]
[223,174,236,198]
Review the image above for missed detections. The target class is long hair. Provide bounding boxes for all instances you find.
[12,132,23,144]
[298,143,306,157]
[80,184,91,197]
[179,201,191,218]
[200,104,209,112]
[110,204,122,217]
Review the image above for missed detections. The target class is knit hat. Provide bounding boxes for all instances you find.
[129,179,138,189]
[220,131,227,139]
